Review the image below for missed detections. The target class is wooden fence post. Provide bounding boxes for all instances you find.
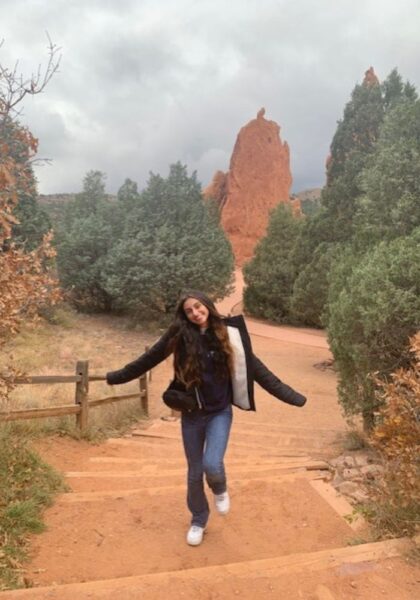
[75,360,89,432]
[139,373,148,417]
[145,346,152,382]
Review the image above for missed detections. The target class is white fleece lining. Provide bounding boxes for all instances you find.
[227,325,251,410]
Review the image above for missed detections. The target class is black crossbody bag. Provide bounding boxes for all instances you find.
[162,380,202,412]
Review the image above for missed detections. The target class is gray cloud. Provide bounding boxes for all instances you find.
[1,0,419,194]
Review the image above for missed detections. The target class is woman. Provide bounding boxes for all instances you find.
[106,290,306,546]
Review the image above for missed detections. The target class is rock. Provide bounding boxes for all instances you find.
[330,456,345,469]
[342,468,361,480]
[349,489,369,503]
[313,358,335,371]
[337,481,359,495]
[361,464,384,479]
[331,473,344,487]
[363,66,380,87]
[203,108,299,266]
[203,170,228,211]
[354,454,370,467]
[343,456,356,468]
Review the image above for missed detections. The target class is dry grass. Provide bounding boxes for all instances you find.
[1,309,160,437]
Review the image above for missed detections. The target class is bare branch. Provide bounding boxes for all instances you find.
[29,157,53,166]
[0,33,61,122]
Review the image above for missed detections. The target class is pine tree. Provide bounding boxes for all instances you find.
[103,163,234,321]
[321,67,384,242]
[289,68,413,326]
[243,204,302,323]
[355,97,420,247]
[326,229,420,430]
[56,171,114,310]
[290,242,337,328]
[117,178,140,210]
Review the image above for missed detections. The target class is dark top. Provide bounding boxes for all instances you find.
[198,332,232,413]
[105,315,307,411]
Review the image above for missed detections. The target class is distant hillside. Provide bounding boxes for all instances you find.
[295,188,322,202]
[293,188,322,216]
[38,193,117,226]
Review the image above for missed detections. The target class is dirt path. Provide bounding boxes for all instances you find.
[3,280,419,598]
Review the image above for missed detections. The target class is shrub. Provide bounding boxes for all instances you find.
[326,230,420,429]
[364,333,420,537]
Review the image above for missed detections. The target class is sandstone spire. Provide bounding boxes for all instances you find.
[363,66,380,87]
[204,109,296,266]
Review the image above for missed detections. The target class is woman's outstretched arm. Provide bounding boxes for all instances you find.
[106,329,173,385]
[252,355,307,407]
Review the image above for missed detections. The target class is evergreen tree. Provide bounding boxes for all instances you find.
[12,192,52,251]
[117,178,140,210]
[243,204,302,323]
[103,162,234,321]
[381,68,418,110]
[321,69,384,242]
[56,170,114,310]
[288,68,413,326]
[63,170,107,224]
[326,230,420,430]
[289,243,337,328]
[355,97,420,247]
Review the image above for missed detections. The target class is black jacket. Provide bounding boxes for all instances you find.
[106,315,306,411]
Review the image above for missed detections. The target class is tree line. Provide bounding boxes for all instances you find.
[52,165,234,321]
[243,68,420,429]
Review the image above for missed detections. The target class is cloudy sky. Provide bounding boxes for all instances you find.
[1,0,419,195]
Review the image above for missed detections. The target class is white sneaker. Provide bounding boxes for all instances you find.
[186,525,205,546]
[214,491,230,515]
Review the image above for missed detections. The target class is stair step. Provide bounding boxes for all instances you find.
[16,478,372,589]
[105,437,333,461]
[131,430,330,450]
[309,479,367,532]
[67,460,328,478]
[64,461,329,492]
[60,470,325,502]
[88,454,314,467]
[2,539,411,599]
[149,419,342,439]
[106,436,312,458]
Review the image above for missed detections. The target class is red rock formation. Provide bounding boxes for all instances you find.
[203,170,228,211]
[363,66,379,87]
[204,108,296,266]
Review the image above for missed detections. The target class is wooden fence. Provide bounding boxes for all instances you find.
[0,358,149,432]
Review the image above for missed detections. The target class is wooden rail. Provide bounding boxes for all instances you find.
[0,356,149,432]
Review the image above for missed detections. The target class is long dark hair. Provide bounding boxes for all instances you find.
[167,290,234,388]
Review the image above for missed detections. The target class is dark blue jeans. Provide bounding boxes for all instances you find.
[181,404,233,527]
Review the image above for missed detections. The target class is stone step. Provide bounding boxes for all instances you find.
[60,470,325,501]
[3,539,411,599]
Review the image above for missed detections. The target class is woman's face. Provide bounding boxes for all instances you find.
[183,297,210,329]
